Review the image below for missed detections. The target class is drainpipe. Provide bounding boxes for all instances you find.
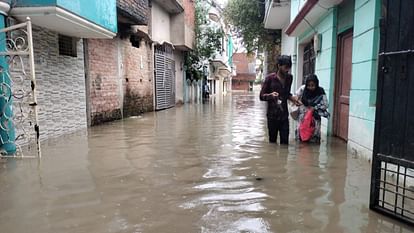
[0,0,16,155]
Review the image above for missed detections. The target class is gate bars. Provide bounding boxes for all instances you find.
[0,18,41,158]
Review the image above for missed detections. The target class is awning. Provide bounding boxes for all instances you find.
[285,0,344,37]
[11,7,116,38]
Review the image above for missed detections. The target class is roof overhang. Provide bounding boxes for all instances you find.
[264,0,291,30]
[211,59,226,68]
[11,6,116,38]
[210,59,231,78]
[218,67,231,77]
[131,25,152,42]
[154,40,175,49]
[285,0,344,36]
[175,45,192,51]
[152,0,184,14]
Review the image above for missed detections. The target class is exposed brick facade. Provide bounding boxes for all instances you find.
[232,73,255,91]
[86,36,153,125]
[121,39,154,117]
[232,53,256,91]
[233,53,255,73]
[183,0,195,29]
[117,0,149,25]
[86,38,122,125]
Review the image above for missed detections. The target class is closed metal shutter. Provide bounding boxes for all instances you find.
[154,44,175,110]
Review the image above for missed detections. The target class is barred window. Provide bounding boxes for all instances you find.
[58,35,77,57]
[303,40,315,83]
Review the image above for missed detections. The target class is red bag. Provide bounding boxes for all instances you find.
[299,108,315,141]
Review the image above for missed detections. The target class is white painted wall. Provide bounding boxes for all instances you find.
[151,2,171,42]
[281,32,296,56]
[174,51,184,104]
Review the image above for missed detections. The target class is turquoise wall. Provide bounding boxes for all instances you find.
[16,0,117,33]
[299,10,338,134]
[348,0,380,153]
[290,0,381,158]
[337,0,354,34]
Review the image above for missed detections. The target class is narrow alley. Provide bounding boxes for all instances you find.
[0,93,412,233]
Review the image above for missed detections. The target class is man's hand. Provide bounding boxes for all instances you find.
[270,92,279,97]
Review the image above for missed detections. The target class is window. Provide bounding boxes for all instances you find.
[302,40,315,83]
[58,35,77,57]
[130,35,141,48]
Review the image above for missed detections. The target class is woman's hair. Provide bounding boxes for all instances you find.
[304,74,319,87]
[301,74,325,106]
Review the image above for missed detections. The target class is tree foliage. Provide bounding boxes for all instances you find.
[185,0,224,81]
[224,0,280,53]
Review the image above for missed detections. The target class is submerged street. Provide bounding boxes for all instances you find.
[0,93,413,233]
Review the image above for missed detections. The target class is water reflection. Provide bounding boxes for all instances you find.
[0,93,413,233]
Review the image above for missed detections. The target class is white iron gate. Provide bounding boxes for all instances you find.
[154,44,175,110]
[0,18,41,158]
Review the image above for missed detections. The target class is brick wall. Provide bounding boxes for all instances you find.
[86,36,153,125]
[31,26,87,140]
[117,0,149,25]
[86,39,122,126]
[183,0,195,29]
[233,53,255,74]
[232,53,256,91]
[121,39,154,117]
[232,73,255,91]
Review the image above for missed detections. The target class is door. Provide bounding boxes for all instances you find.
[154,44,175,110]
[334,30,353,141]
[370,0,414,225]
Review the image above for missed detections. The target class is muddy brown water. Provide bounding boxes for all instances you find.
[0,93,413,233]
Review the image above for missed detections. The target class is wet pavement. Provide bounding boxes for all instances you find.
[1,93,413,233]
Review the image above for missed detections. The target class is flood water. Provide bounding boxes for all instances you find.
[0,93,413,233]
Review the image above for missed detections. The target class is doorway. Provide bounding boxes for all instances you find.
[334,30,353,141]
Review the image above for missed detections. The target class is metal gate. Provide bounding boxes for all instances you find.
[370,0,414,225]
[154,44,175,110]
[0,19,41,158]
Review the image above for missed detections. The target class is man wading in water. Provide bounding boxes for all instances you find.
[260,55,299,144]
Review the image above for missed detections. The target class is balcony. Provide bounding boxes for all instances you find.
[210,53,231,79]
[264,0,291,30]
[11,0,117,38]
[152,0,183,14]
[171,14,194,51]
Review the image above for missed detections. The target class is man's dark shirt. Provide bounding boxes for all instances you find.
[259,73,293,120]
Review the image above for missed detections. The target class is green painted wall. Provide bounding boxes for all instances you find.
[348,0,380,155]
[291,0,381,157]
[298,9,338,134]
[337,0,355,34]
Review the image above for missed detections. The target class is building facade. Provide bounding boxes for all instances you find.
[264,0,381,159]
[232,53,256,92]
[3,0,118,145]
[85,0,153,125]
[151,0,195,109]
[205,1,233,97]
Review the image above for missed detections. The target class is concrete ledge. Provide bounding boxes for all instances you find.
[347,139,373,162]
